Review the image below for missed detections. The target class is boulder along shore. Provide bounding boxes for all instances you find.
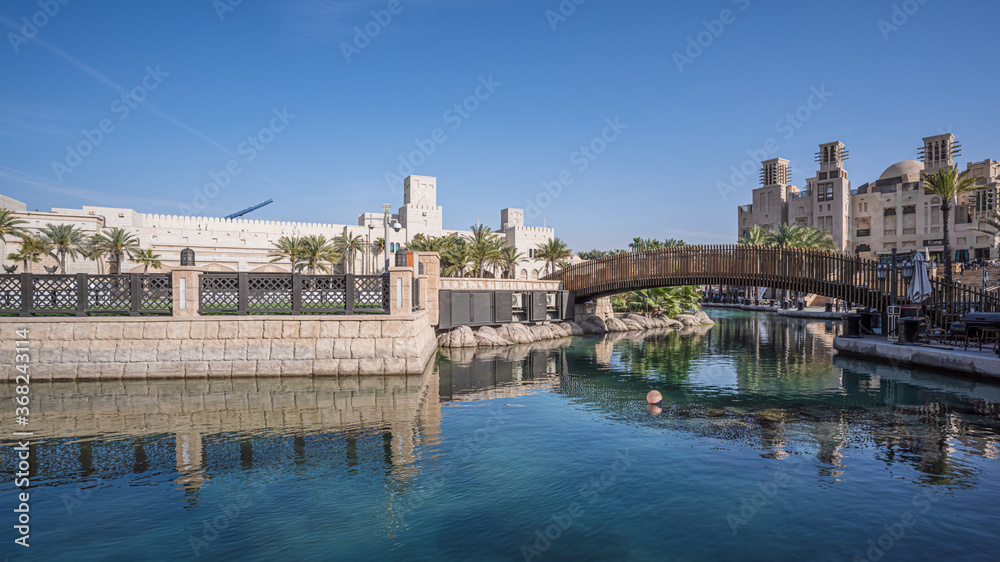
[437,310,716,348]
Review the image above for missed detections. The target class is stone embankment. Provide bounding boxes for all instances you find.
[437,310,715,348]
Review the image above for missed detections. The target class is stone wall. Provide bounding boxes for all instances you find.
[0,311,438,381]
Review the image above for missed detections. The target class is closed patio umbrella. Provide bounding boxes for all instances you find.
[907,253,932,304]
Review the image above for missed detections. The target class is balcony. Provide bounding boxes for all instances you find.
[884,229,897,236]
[903,228,916,235]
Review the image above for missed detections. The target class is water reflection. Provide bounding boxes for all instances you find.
[560,311,1000,488]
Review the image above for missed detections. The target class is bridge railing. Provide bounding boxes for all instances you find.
[545,245,993,329]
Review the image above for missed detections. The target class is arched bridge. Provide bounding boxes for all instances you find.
[543,245,996,326]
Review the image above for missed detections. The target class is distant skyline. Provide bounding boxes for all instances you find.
[1,0,997,252]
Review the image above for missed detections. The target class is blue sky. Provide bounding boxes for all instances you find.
[0,0,997,251]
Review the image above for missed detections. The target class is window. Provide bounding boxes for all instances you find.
[818,172,828,180]
[829,170,839,179]
[817,183,834,202]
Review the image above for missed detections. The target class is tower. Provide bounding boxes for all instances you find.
[919,133,961,172]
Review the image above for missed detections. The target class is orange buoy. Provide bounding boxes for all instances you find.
[646,390,662,404]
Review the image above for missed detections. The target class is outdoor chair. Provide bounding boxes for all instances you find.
[922,326,949,346]
[974,328,999,352]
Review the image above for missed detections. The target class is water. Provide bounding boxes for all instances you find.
[3,310,1000,561]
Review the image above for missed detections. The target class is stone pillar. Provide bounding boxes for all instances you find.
[171,267,203,318]
[389,267,413,316]
[415,252,441,325]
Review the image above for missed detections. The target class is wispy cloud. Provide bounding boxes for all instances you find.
[0,165,180,211]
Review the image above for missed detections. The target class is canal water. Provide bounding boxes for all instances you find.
[3,310,1000,561]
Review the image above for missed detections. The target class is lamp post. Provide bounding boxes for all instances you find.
[382,204,402,274]
[367,222,375,275]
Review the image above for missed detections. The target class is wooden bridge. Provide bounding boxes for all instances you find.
[543,245,1000,328]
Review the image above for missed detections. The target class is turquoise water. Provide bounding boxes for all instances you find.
[4,310,1000,561]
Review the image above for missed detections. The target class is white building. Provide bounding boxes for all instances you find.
[0,175,556,278]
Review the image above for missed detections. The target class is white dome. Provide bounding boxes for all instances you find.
[879,160,923,180]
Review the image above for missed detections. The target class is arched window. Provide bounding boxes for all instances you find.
[520,269,528,279]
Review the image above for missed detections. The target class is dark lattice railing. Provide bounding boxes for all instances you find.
[0,273,172,316]
[543,245,1000,329]
[199,273,389,315]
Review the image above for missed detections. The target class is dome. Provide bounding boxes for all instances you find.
[879,160,923,181]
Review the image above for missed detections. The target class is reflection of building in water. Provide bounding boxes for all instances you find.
[1,374,442,507]
[437,340,570,401]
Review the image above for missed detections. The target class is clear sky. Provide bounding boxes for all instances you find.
[1,0,997,252]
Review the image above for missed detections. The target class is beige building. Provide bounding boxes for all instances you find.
[0,175,555,278]
[738,133,1000,262]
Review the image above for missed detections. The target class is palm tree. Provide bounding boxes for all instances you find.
[797,227,837,251]
[739,225,769,246]
[92,228,140,274]
[663,238,686,248]
[81,235,107,274]
[442,238,472,277]
[296,234,340,275]
[39,223,85,273]
[764,223,803,248]
[372,237,386,273]
[466,224,503,277]
[269,236,303,272]
[0,208,28,268]
[922,166,978,284]
[535,237,572,275]
[499,246,524,279]
[334,229,366,274]
[9,234,50,273]
[133,249,163,273]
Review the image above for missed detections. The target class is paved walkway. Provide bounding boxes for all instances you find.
[833,334,1000,381]
[703,303,845,320]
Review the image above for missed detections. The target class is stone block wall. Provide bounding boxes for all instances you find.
[0,311,438,381]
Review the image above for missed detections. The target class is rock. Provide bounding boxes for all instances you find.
[695,310,716,325]
[441,326,478,348]
[676,314,700,327]
[621,318,645,331]
[552,323,573,337]
[529,325,553,340]
[626,314,653,328]
[664,318,683,329]
[580,321,605,334]
[605,317,629,332]
[507,323,535,344]
[476,326,513,347]
[585,316,608,332]
[564,322,585,336]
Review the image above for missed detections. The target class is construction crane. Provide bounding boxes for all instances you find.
[225,199,273,219]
